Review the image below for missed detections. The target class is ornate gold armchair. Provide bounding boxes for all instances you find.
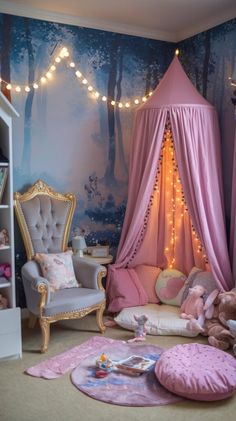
[14,180,106,353]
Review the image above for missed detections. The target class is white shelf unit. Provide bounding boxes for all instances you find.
[0,91,22,361]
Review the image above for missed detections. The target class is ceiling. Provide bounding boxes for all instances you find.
[0,0,236,42]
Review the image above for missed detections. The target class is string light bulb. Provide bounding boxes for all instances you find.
[0,46,153,106]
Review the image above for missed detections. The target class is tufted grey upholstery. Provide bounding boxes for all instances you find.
[14,180,106,353]
[20,196,71,254]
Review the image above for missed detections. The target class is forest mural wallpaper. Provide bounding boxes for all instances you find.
[0,12,235,306]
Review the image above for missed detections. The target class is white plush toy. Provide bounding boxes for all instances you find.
[128,314,148,343]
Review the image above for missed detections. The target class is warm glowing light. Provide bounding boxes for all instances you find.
[3,46,158,108]
[175,49,180,56]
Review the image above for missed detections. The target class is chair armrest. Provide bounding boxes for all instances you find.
[21,261,51,316]
[72,255,107,290]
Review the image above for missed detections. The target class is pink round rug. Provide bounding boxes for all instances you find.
[71,342,182,406]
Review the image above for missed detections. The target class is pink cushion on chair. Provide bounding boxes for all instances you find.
[155,343,236,401]
[134,265,161,303]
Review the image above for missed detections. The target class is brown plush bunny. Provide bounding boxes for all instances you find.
[204,290,236,351]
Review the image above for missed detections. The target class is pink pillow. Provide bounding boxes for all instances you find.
[35,251,78,291]
[155,343,236,401]
[107,267,148,313]
[134,265,161,303]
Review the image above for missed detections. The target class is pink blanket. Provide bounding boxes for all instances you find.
[26,336,124,379]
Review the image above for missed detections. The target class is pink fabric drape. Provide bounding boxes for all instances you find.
[230,129,236,286]
[115,110,167,267]
[106,57,233,311]
[170,107,232,290]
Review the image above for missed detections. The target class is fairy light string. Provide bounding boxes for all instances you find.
[128,115,208,269]
[0,46,153,108]
[160,118,208,268]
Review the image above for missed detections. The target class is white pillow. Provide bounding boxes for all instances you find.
[114,303,198,337]
[35,251,78,291]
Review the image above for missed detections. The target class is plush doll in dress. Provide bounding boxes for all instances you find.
[0,263,11,279]
[128,314,148,343]
[204,290,236,351]
[180,284,218,333]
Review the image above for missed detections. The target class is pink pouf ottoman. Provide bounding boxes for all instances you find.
[155,343,236,401]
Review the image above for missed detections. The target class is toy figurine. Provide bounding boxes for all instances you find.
[0,229,9,247]
[96,353,113,371]
[0,294,8,310]
[128,314,148,343]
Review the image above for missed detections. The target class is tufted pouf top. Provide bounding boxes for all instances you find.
[155,343,236,401]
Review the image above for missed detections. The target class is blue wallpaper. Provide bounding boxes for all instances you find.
[179,19,236,227]
[0,13,235,258]
[0,13,174,255]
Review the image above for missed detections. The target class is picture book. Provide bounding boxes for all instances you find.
[114,355,156,376]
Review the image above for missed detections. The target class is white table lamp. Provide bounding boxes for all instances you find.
[72,235,87,257]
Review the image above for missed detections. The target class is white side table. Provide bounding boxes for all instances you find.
[80,254,113,265]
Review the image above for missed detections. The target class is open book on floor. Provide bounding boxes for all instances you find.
[114,355,157,376]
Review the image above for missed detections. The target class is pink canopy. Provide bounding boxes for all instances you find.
[107,56,233,312]
[230,129,236,286]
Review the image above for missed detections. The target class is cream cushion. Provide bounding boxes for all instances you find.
[114,303,198,337]
[155,269,187,306]
[35,250,78,291]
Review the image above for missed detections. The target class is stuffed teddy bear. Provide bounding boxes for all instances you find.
[204,290,236,351]
[180,284,218,333]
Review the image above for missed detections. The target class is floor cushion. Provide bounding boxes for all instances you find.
[155,343,236,401]
[134,265,161,304]
[114,304,198,337]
